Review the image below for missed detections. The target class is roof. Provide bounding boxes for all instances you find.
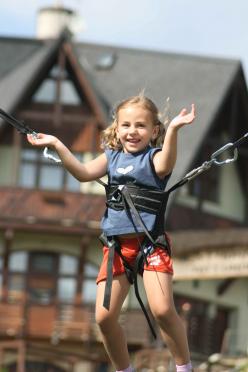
[0,33,247,192]
[0,32,70,118]
[0,37,50,115]
[0,187,105,234]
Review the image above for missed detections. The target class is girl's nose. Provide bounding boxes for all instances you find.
[129,125,138,134]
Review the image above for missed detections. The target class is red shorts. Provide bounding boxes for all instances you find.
[96,235,173,284]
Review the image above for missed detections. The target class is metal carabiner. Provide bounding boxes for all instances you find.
[211,143,238,166]
[43,147,62,163]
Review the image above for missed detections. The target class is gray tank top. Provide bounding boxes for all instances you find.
[101,146,171,236]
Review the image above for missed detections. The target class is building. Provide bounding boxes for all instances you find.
[0,4,248,371]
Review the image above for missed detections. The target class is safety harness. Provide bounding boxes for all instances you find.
[99,183,171,339]
[1,107,248,338]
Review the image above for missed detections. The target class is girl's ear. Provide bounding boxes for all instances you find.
[152,124,160,139]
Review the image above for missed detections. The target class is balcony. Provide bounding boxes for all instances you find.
[0,300,151,348]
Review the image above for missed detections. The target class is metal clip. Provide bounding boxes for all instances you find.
[31,132,38,139]
[43,147,61,163]
[184,160,214,181]
[211,143,238,166]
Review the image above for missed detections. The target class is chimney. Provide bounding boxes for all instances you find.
[36,3,77,39]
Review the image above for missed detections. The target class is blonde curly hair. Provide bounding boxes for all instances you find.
[101,94,169,150]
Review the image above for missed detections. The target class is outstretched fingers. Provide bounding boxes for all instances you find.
[180,104,196,123]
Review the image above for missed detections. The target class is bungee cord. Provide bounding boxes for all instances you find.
[0,107,247,190]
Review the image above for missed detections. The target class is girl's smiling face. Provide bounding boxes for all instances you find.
[116,104,159,153]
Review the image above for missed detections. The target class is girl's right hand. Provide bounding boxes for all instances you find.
[27,133,59,149]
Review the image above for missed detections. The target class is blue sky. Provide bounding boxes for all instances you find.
[1,0,248,81]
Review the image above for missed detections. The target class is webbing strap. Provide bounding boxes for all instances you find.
[0,108,35,135]
[102,238,116,310]
[100,233,157,339]
[121,186,156,245]
[132,250,157,339]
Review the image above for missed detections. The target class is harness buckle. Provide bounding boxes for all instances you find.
[143,242,154,256]
[211,143,238,166]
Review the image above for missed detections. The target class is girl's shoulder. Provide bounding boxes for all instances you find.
[104,147,120,159]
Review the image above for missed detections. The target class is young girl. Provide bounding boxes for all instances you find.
[27,94,195,372]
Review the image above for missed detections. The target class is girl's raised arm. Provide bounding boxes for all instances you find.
[153,104,196,178]
[27,133,108,182]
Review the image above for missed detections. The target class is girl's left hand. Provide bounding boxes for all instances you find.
[169,104,196,130]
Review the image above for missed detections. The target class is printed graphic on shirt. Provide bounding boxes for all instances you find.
[116,165,134,174]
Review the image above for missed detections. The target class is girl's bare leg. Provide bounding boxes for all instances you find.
[95,274,131,370]
[143,271,190,366]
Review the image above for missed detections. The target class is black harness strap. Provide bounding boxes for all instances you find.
[99,232,157,339]
[132,249,157,339]
[121,186,157,246]
[0,108,36,135]
[101,236,116,310]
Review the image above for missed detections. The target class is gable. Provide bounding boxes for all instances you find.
[0,36,106,152]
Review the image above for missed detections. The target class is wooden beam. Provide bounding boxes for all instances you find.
[62,42,107,127]
[75,236,93,305]
[2,229,13,301]
[0,340,26,372]
[18,109,97,125]
[54,49,65,127]
[217,278,236,295]
[17,341,26,372]
[12,128,21,186]
[0,220,100,236]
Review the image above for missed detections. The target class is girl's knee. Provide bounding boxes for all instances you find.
[152,304,177,324]
[95,309,115,333]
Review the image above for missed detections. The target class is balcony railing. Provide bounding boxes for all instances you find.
[0,301,151,347]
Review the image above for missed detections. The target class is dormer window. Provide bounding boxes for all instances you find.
[187,167,220,203]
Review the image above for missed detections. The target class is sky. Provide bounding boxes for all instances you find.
[1,0,248,81]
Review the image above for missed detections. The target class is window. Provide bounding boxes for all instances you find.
[3,251,99,305]
[9,252,28,272]
[18,149,39,188]
[186,140,220,203]
[61,80,81,105]
[28,253,57,304]
[57,255,78,304]
[33,63,81,106]
[59,255,78,275]
[82,262,98,304]
[58,278,77,303]
[30,253,56,273]
[7,251,28,302]
[187,168,220,203]
[8,274,26,292]
[32,79,56,103]
[18,148,82,192]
